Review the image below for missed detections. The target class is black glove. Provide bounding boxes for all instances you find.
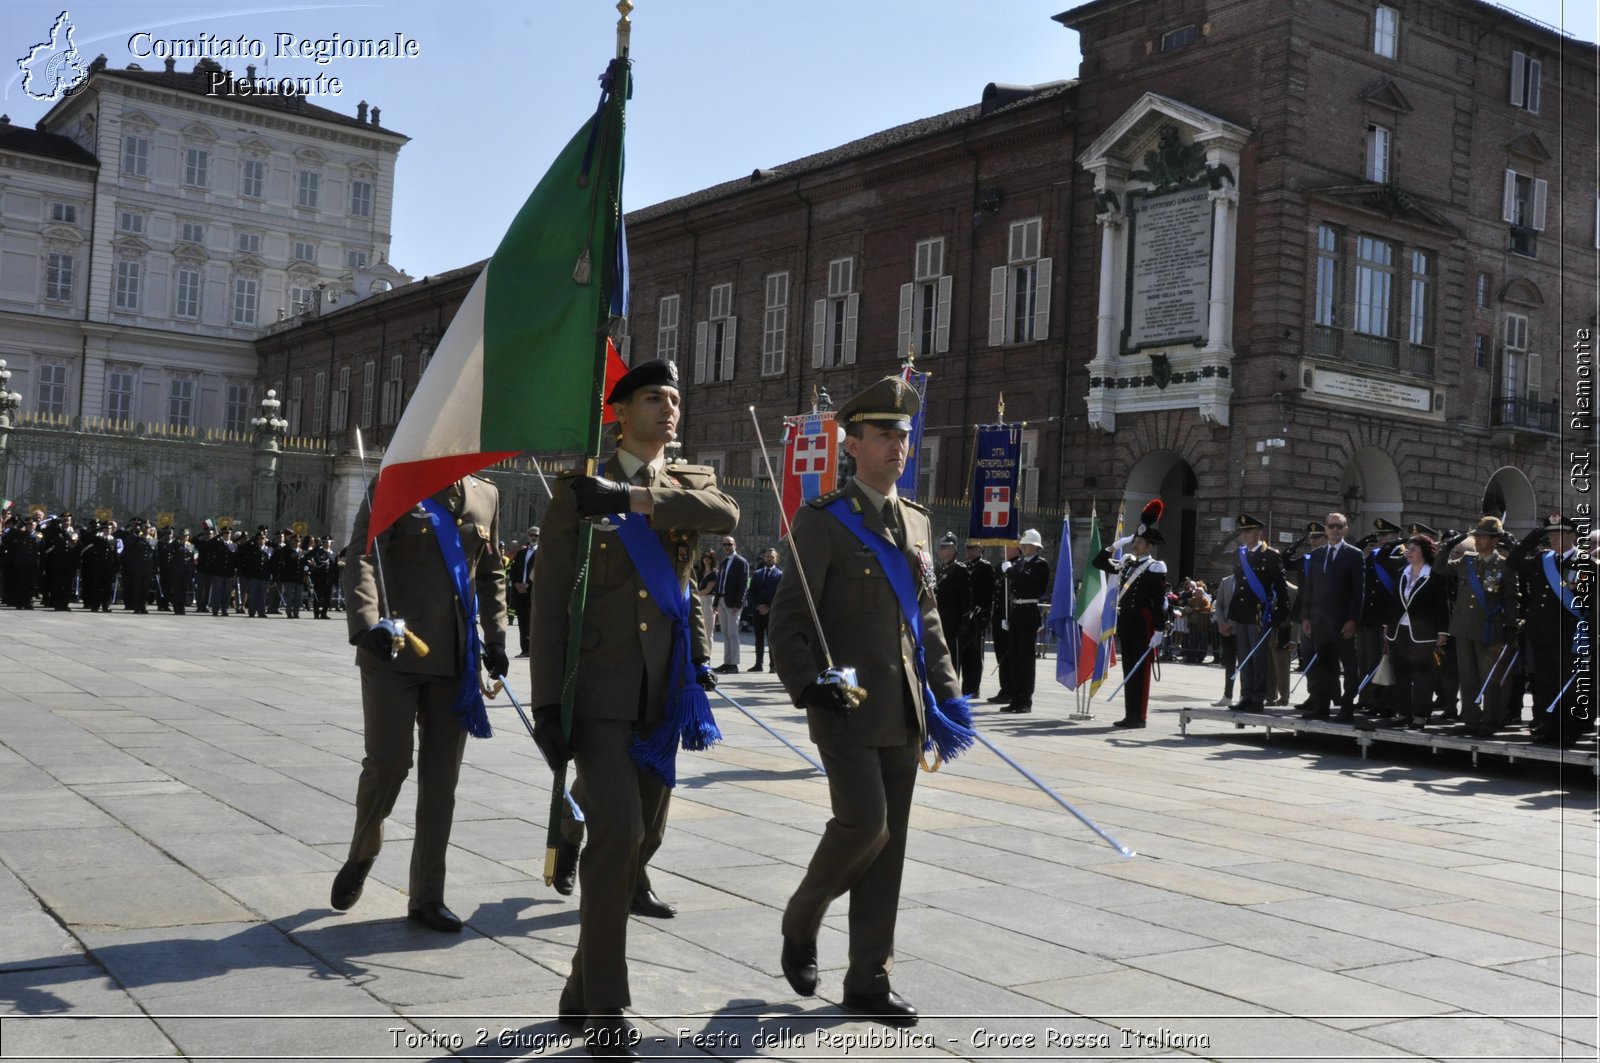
[356,623,394,658]
[695,662,718,691]
[571,476,633,517]
[484,644,510,679]
[532,704,573,767]
[801,680,853,715]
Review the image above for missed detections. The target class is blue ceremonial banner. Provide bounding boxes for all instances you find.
[967,423,1021,545]
[895,366,930,500]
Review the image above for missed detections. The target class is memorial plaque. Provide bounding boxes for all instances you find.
[1309,368,1433,413]
[1124,187,1212,351]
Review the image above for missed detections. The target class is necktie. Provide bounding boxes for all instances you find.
[882,500,905,550]
[1323,545,1330,574]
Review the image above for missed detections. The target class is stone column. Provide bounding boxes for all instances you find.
[1206,186,1238,353]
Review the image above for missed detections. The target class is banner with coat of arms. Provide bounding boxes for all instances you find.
[893,365,930,501]
[781,413,840,528]
[967,423,1021,545]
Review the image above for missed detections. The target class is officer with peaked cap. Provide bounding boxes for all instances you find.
[961,540,995,698]
[1507,513,1592,746]
[530,357,737,1052]
[933,531,972,682]
[1215,514,1289,712]
[769,374,961,1027]
[1441,516,1518,736]
[1094,500,1169,728]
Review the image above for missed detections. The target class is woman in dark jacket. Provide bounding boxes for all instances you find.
[1377,534,1451,728]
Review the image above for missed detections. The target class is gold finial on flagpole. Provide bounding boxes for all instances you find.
[997,392,1006,420]
[811,384,819,414]
[616,0,634,57]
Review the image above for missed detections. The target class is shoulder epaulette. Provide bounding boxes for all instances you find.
[901,497,930,515]
[664,462,715,476]
[1150,559,1168,574]
[808,487,849,508]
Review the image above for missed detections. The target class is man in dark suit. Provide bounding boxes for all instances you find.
[746,546,783,672]
[530,359,738,1052]
[507,526,539,657]
[770,375,960,1028]
[712,534,749,673]
[332,474,509,933]
[961,542,994,697]
[1297,510,1365,721]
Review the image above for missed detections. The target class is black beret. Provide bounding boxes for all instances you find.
[607,359,679,405]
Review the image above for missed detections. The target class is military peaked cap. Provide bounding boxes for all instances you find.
[837,376,920,433]
[1373,517,1401,533]
[1236,513,1265,531]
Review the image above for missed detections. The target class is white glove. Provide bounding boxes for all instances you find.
[999,560,1013,573]
[1149,631,1164,648]
[1112,535,1135,550]
[1001,618,1010,631]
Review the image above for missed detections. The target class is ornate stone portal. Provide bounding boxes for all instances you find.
[1078,94,1251,432]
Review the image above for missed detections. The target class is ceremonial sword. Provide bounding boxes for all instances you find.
[354,428,428,660]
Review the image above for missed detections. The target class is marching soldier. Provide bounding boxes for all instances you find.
[1296,512,1364,721]
[308,537,339,619]
[999,529,1050,713]
[1093,500,1169,728]
[1441,516,1518,737]
[529,359,737,1053]
[961,541,995,697]
[1507,514,1591,747]
[331,475,510,932]
[1215,514,1289,712]
[770,375,961,1029]
[933,532,972,682]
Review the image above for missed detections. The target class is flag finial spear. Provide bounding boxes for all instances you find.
[616,0,634,57]
[997,392,1006,420]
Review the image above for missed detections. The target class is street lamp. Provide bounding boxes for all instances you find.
[251,389,289,443]
[0,359,23,501]
[250,389,289,529]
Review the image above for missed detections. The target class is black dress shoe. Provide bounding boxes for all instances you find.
[1333,708,1356,722]
[1229,700,1263,712]
[1001,702,1032,713]
[407,902,464,933]
[1111,718,1145,728]
[584,1011,641,1059]
[780,936,818,996]
[553,840,579,897]
[330,858,373,911]
[840,990,918,1027]
[1299,706,1329,719]
[714,664,739,674]
[748,664,764,672]
[629,888,676,918]
[986,692,1011,703]
[556,991,585,1028]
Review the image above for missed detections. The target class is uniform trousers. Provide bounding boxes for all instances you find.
[1267,636,1291,705]
[990,610,1011,697]
[558,767,669,897]
[1115,617,1155,723]
[245,577,270,616]
[281,582,304,616]
[1233,621,1267,704]
[312,579,335,618]
[345,669,468,904]
[782,735,919,995]
[209,576,232,614]
[563,717,671,1011]
[959,624,985,697]
[162,567,192,615]
[1002,604,1041,705]
[1457,640,1510,733]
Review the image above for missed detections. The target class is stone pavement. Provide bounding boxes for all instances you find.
[0,608,1595,1062]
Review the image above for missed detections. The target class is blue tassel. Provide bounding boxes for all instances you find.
[924,694,977,763]
[629,726,678,788]
[679,686,722,752]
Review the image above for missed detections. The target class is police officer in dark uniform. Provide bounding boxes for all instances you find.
[1354,517,1402,714]
[3,514,42,608]
[1508,514,1591,746]
[42,514,79,610]
[308,537,339,619]
[1215,514,1289,712]
[158,527,196,615]
[961,541,995,697]
[1093,500,1170,728]
[999,528,1050,714]
[80,521,119,613]
[933,532,972,682]
[273,532,308,618]
[237,528,272,617]
[119,518,154,613]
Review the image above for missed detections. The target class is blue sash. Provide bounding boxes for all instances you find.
[824,496,975,763]
[419,498,491,739]
[1237,546,1274,625]
[1465,557,1503,645]
[1370,548,1396,597]
[613,513,719,786]
[1542,553,1584,641]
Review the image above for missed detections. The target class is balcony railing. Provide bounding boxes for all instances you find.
[1310,325,1434,378]
[1490,396,1558,433]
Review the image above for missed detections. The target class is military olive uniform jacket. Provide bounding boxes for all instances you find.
[770,479,961,748]
[1444,546,1518,644]
[530,456,738,723]
[344,476,509,677]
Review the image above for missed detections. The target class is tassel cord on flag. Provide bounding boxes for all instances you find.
[1290,652,1318,696]
[713,688,826,775]
[1230,625,1276,685]
[1474,643,1513,706]
[970,731,1135,858]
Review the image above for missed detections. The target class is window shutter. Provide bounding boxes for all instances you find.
[1510,51,1526,107]
[813,299,826,367]
[988,266,1007,346]
[935,275,953,353]
[1033,258,1053,342]
[897,282,913,357]
[1527,59,1542,114]
[843,292,859,365]
[1502,169,1518,223]
[694,321,708,383]
[724,318,737,380]
[1526,350,1542,401]
[1531,178,1548,231]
